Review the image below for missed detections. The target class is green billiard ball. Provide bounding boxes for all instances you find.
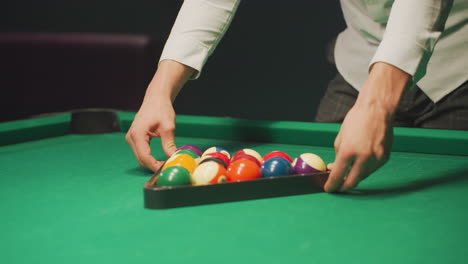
[157,166,191,187]
[173,149,200,159]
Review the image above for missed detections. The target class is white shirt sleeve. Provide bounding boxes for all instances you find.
[370,0,453,83]
[159,0,242,79]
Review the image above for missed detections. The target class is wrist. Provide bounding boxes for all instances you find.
[144,82,174,103]
[145,60,195,102]
[356,62,410,119]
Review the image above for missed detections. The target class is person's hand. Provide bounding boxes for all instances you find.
[324,62,410,192]
[324,101,393,192]
[125,60,195,172]
[126,96,177,172]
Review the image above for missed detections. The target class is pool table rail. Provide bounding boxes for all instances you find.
[2,111,467,157]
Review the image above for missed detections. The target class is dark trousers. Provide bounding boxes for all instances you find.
[315,72,468,130]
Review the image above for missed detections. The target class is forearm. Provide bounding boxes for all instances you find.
[143,60,195,104]
[357,62,410,121]
[160,0,241,79]
[371,0,453,83]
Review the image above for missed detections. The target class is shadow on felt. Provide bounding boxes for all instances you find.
[125,166,154,177]
[342,167,468,198]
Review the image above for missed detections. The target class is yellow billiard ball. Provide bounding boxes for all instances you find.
[162,154,197,174]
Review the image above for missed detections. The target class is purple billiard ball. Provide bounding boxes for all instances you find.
[177,145,203,157]
[292,153,326,174]
[261,157,293,178]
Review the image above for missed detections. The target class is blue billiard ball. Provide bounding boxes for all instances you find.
[261,157,293,178]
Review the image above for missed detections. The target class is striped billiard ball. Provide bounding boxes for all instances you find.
[202,146,231,159]
[191,161,228,185]
[199,151,231,167]
[230,152,261,167]
[232,149,263,164]
[292,153,326,174]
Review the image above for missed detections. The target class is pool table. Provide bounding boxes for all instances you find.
[1,111,468,264]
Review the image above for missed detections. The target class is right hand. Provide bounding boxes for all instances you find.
[125,96,177,172]
[125,60,195,172]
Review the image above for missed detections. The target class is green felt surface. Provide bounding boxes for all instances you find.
[1,114,468,263]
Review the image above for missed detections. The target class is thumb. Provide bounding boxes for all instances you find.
[334,130,342,153]
[160,127,177,157]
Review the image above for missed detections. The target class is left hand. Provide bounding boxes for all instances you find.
[324,62,410,192]
[324,100,393,192]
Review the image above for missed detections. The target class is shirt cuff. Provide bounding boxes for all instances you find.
[369,0,450,84]
[369,32,438,84]
[159,35,211,80]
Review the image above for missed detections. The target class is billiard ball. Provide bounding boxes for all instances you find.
[226,159,261,182]
[232,149,263,164]
[157,166,191,186]
[202,146,230,159]
[199,157,228,168]
[191,161,228,185]
[263,151,293,163]
[292,153,326,174]
[162,153,197,174]
[173,149,200,160]
[230,152,261,167]
[261,157,293,178]
[200,151,230,167]
[177,145,203,157]
[164,153,179,164]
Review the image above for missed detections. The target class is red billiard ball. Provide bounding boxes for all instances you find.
[202,146,231,159]
[200,151,230,167]
[231,152,261,167]
[226,159,261,182]
[263,151,293,163]
[232,149,263,164]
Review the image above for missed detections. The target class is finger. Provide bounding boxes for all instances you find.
[339,158,370,192]
[324,155,354,193]
[327,163,334,171]
[133,133,161,172]
[125,130,144,167]
[334,130,342,152]
[160,126,177,157]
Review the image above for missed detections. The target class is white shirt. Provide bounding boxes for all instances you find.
[160,0,468,102]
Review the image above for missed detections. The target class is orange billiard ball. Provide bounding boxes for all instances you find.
[226,159,261,182]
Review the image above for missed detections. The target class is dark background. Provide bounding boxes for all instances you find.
[0,0,346,122]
